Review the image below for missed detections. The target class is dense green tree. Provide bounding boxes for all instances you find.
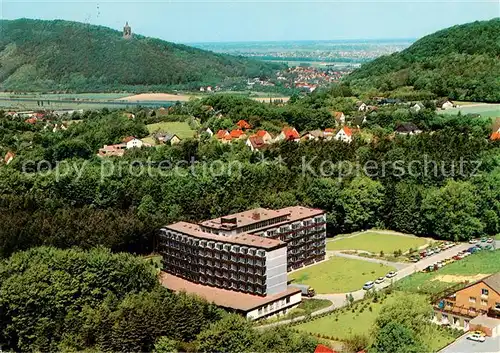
[370,322,426,353]
[196,315,257,353]
[422,180,483,240]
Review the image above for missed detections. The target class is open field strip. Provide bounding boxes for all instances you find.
[327,231,430,254]
[288,256,395,293]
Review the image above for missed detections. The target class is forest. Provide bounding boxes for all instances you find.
[0,93,498,260]
[0,246,316,352]
[346,18,500,102]
[0,19,283,92]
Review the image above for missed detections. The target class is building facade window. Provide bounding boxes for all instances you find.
[469,296,476,303]
[482,288,489,296]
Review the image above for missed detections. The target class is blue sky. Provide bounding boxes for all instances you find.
[1,0,499,43]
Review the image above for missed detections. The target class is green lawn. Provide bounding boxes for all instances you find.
[289,257,395,293]
[327,232,429,254]
[298,298,332,313]
[146,121,195,139]
[396,250,500,294]
[294,292,457,351]
[438,103,500,118]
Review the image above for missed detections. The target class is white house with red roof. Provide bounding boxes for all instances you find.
[255,130,273,144]
[335,126,353,143]
[123,136,144,149]
[276,127,300,142]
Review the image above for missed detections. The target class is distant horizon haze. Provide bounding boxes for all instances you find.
[1,1,498,43]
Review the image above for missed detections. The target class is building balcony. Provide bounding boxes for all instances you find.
[434,302,479,319]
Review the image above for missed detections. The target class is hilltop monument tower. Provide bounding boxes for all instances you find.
[123,22,132,39]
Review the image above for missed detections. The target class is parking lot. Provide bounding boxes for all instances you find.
[440,334,500,353]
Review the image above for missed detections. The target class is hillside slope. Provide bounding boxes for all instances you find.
[346,19,500,102]
[0,19,282,92]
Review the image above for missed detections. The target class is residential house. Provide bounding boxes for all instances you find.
[98,144,127,157]
[490,119,500,140]
[352,116,367,126]
[323,128,335,141]
[25,117,38,124]
[335,126,353,143]
[301,130,324,141]
[198,127,214,137]
[314,344,336,353]
[255,130,273,144]
[123,136,144,149]
[411,103,425,112]
[441,101,455,110]
[246,135,266,152]
[4,151,15,165]
[156,133,181,145]
[276,127,300,142]
[433,272,500,335]
[358,103,368,112]
[236,120,252,130]
[395,122,422,135]
[333,112,346,126]
[229,129,247,140]
[216,130,230,140]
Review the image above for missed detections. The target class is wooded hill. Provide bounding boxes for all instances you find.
[0,19,283,92]
[346,18,500,102]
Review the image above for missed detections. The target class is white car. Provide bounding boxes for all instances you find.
[469,239,479,244]
[467,333,485,342]
[363,281,374,290]
[386,271,397,278]
[375,277,385,284]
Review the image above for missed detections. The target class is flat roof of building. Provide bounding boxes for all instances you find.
[164,221,285,250]
[200,206,324,230]
[200,207,289,230]
[281,206,325,221]
[160,272,301,312]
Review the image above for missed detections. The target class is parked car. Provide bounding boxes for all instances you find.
[467,247,478,254]
[363,281,374,290]
[410,256,419,263]
[434,247,442,253]
[375,277,385,284]
[487,238,494,243]
[469,239,479,244]
[467,333,485,342]
[426,249,435,256]
[386,271,397,278]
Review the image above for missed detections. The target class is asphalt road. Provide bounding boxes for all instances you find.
[259,242,471,328]
[439,334,500,353]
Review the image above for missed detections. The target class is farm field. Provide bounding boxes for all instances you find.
[0,92,131,100]
[395,250,500,294]
[294,292,456,351]
[288,257,395,293]
[146,121,195,139]
[326,231,429,254]
[438,103,500,118]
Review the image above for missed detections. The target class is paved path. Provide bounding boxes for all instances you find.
[328,251,408,270]
[258,243,471,329]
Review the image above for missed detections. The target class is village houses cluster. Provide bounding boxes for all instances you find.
[212,112,357,152]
